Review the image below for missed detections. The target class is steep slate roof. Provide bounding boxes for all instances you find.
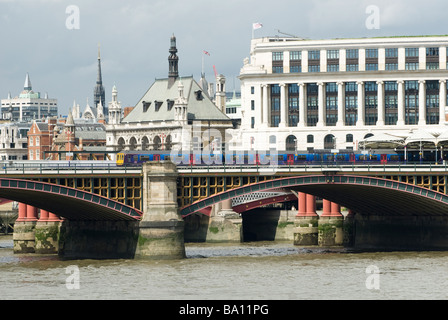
[122,76,230,123]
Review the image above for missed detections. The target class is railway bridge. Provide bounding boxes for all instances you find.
[3,161,448,258]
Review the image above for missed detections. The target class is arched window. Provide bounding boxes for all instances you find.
[141,136,149,150]
[129,137,137,151]
[117,137,125,151]
[307,135,314,143]
[346,134,354,143]
[153,136,161,150]
[165,135,172,150]
[324,134,336,149]
[285,135,297,151]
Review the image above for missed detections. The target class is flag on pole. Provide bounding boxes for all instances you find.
[203,50,210,56]
[253,22,263,30]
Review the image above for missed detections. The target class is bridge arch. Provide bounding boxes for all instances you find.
[0,178,142,221]
[181,175,448,217]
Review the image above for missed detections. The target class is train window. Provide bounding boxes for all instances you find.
[390,155,399,161]
[297,155,307,161]
[164,155,171,161]
[140,156,150,162]
[359,155,368,161]
[327,156,335,161]
[337,155,345,161]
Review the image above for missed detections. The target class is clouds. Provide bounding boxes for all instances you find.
[1,0,448,115]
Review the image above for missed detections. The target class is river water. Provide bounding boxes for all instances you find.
[0,235,447,301]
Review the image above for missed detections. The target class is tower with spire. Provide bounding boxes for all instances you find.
[94,43,106,118]
[168,34,179,86]
[0,73,58,122]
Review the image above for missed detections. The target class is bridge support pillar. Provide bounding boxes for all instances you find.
[35,211,62,254]
[135,161,186,259]
[205,199,242,243]
[294,193,319,246]
[318,201,344,247]
[13,204,38,254]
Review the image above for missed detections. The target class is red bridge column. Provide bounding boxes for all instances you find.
[294,193,318,246]
[318,201,344,247]
[13,204,38,254]
[296,192,307,216]
[26,205,38,222]
[16,203,27,222]
[35,209,62,254]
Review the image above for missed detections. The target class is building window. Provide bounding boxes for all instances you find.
[385,63,398,70]
[366,49,378,58]
[272,52,283,61]
[306,83,318,127]
[346,64,358,72]
[346,134,353,143]
[405,48,419,57]
[326,83,338,126]
[327,64,339,72]
[290,51,301,60]
[290,51,301,73]
[307,135,314,143]
[270,84,280,127]
[251,100,255,111]
[365,81,378,125]
[308,65,320,73]
[272,52,283,74]
[285,135,296,151]
[327,50,339,59]
[346,49,358,59]
[385,48,398,57]
[385,81,398,125]
[366,63,378,71]
[345,82,358,126]
[251,86,255,94]
[426,80,439,124]
[426,47,440,68]
[405,62,419,70]
[288,84,299,127]
[405,80,419,125]
[251,117,255,129]
[308,50,320,60]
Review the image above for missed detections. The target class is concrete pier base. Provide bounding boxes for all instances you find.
[318,217,344,247]
[293,217,318,246]
[58,220,139,259]
[34,221,60,254]
[13,221,36,253]
[135,221,186,259]
[206,215,243,243]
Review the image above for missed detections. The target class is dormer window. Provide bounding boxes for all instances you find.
[142,101,151,112]
[154,100,163,112]
[195,90,203,100]
[167,99,174,111]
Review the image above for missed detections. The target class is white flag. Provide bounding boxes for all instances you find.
[253,22,263,30]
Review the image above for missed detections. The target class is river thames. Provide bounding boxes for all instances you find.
[0,235,447,301]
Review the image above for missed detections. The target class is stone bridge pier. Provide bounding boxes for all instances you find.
[135,161,186,259]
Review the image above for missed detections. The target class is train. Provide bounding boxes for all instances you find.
[115,149,440,166]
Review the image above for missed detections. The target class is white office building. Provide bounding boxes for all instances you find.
[1,73,58,123]
[236,36,448,153]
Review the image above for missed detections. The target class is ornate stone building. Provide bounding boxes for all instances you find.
[106,35,233,156]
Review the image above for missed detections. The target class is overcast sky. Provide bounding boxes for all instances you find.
[1,0,448,116]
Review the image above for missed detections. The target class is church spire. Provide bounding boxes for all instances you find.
[168,34,179,85]
[24,73,32,91]
[94,42,106,114]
